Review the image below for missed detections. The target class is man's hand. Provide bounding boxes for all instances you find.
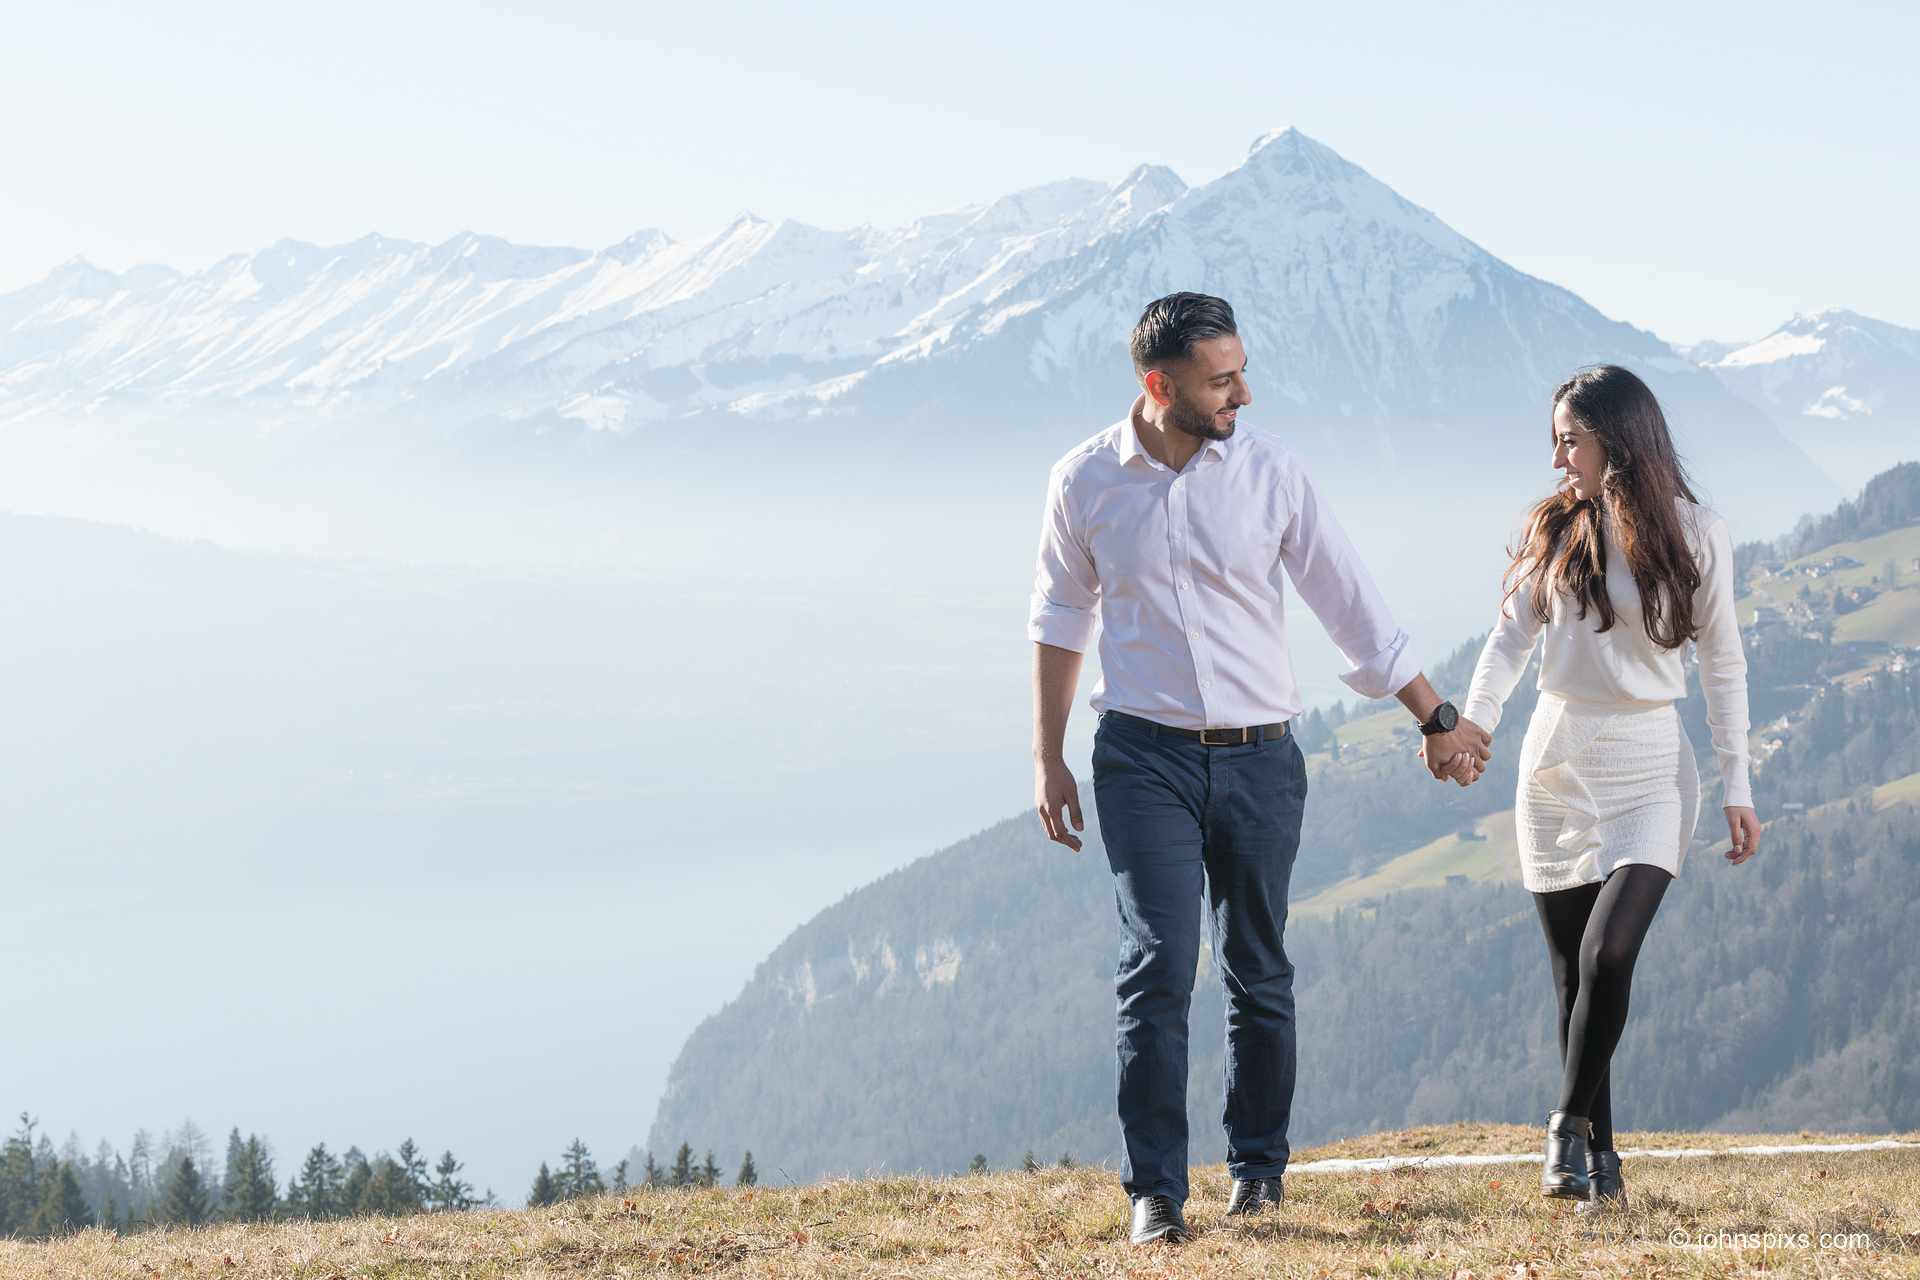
[1035,756,1087,852]
[1723,806,1761,864]
[1418,717,1492,785]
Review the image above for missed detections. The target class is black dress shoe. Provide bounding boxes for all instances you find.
[1225,1175,1285,1216]
[1574,1148,1625,1213]
[1129,1194,1192,1245]
[1540,1109,1592,1200]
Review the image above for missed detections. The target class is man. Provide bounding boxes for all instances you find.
[1028,292,1489,1246]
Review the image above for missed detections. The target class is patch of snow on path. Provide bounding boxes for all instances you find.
[1288,1138,1918,1175]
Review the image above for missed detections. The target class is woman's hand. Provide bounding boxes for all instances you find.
[1418,718,1491,784]
[1417,718,1491,787]
[1450,718,1491,787]
[1723,806,1761,864]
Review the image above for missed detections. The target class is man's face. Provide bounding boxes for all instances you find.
[1148,334,1252,442]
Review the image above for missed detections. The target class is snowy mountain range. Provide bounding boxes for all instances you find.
[1685,310,1920,491]
[1700,309,1920,422]
[5,126,1909,535]
[0,131,1864,432]
[0,161,1184,433]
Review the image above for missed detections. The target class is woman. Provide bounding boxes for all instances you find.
[1456,364,1761,1212]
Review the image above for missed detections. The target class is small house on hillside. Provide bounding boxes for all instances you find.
[1835,585,1879,613]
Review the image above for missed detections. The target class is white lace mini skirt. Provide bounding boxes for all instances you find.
[1513,692,1701,894]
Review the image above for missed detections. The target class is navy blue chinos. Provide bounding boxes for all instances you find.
[1090,708,1308,1207]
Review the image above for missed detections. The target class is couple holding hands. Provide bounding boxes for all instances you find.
[1029,292,1760,1244]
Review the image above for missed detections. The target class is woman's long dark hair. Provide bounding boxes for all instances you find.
[1501,365,1703,649]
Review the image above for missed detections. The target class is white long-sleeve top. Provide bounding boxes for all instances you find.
[1027,394,1421,728]
[1462,497,1753,809]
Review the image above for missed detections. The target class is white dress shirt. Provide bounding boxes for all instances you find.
[1462,497,1753,809]
[1028,394,1421,729]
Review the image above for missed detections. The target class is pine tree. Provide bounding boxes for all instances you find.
[161,1156,210,1227]
[397,1139,431,1208]
[365,1154,423,1215]
[429,1151,475,1213]
[557,1139,604,1200]
[338,1147,372,1217]
[32,1135,56,1182]
[287,1144,344,1220]
[699,1151,720,1189]
[1296,707,1334,753]
[611,1158,630,1193]
[163,1120,211,1187]
[669,1143,694,1189]
[81,1139,123,1230]
[1057,1153,1074,1168]
[1021,1151,1038,1173]
[221,1136,278,1222]
[642,1152,663,1189]
[219,1128,247,1214]
[968,1154,988,1174]
[28,1162,95,1238]
[0,1113,41,1237]
[527,1162,558,1208]
[127,1131,155,1222]
[735,1152,757,1187]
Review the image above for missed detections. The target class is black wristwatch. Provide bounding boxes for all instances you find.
[1418,701,1459,737]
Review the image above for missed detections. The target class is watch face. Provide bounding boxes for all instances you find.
[1434,703,1458,733]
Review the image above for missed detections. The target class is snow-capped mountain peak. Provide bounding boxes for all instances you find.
[1693,307,1920,487]
[1095,164,1188,235]
[1246,124,1344,169]
[605,228,673,264]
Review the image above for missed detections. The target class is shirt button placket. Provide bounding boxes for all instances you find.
[1170,479,1215,711]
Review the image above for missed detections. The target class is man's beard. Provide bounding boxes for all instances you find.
[1165,390,1232,442]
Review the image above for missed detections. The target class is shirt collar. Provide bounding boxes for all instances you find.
[1114,392,1233,471]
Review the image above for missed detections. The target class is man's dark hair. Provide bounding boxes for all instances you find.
[1129,292,1238,373]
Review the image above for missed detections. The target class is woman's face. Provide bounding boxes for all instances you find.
[1551,400,1609,502]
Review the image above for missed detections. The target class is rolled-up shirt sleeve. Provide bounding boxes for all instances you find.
[1277,457,1420,699]
[1027,463,1101,652]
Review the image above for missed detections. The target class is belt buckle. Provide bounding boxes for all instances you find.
[1198,726,1247,746]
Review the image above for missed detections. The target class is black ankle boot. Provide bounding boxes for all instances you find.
[1574,1148,1625,1213]
[1540,1110,1592,1200]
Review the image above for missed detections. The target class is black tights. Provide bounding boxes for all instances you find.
[1531,864,1672,1151]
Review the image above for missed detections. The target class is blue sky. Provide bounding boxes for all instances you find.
[3,1,1915,343]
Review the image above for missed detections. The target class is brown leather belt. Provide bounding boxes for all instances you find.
[1103,710,1291,745]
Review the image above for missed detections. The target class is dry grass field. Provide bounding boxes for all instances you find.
[5,1124,1916,1278]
